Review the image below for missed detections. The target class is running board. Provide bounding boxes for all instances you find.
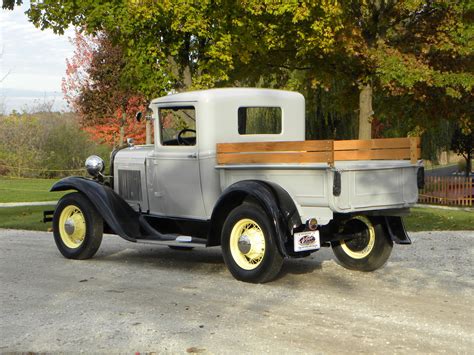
[136,235,207,248]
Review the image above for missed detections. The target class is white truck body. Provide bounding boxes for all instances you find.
[114,88,420,225]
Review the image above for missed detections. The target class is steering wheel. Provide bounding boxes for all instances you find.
[177,128,196,145]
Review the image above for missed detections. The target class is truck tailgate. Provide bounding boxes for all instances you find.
[331,161,419,212]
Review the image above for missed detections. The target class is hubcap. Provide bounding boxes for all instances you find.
[64,218,75,235]
[230,218,266,270]
[340,216,375,259]
[238,235,251,254]
[58,205,86,249]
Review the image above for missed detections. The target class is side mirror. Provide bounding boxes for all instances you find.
[135,111,143,122]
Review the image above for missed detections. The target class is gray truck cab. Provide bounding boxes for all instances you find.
[114,88,305,219]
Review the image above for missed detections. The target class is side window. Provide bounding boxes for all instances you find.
[159,106,196,146]
[238,107,282,135]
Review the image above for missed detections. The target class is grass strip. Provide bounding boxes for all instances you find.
[403,207,473,232]
[0,205,54,231]
[0,177,65,203]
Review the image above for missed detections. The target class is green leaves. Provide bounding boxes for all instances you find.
[7,0,470,150]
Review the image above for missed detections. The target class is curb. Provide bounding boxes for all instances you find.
[0,201,58,208]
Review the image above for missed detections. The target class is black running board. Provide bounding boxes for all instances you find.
[136,235,207,248]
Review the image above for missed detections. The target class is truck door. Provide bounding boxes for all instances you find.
[147,105,206,219]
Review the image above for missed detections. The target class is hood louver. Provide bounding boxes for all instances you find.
[118,169,142,202]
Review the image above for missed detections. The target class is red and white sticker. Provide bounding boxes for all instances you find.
[294,230,320,252]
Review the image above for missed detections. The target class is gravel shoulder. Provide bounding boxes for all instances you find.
[0,229,473,353]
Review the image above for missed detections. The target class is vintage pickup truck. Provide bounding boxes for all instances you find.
[46,88,424,283]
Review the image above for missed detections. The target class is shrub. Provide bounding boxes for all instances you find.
[0,112,112,178]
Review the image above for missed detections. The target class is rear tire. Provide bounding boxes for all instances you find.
[221,203,283,283]
[53,192,103,260]
[332,216,392,271]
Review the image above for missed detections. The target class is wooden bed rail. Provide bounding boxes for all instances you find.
[216,137,421,165]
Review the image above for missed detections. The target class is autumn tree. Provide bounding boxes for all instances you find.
[63,31,147,146]
[6,0,472,144]
[9,2,343,94]
[241,1,474,139]
[62,30,97,113]
[362,1,474,138]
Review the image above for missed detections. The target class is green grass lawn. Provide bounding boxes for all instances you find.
[0,177,65,203]
[0,205,471,233]
[403,207,473,232]
[0,205,55,231]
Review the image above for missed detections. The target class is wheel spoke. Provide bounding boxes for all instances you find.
[230,218,266,271]
[59,205,86,249]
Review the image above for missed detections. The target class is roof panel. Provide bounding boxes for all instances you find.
[150,88,303,104]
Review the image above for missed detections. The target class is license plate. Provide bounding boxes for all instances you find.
[294,230,320,252]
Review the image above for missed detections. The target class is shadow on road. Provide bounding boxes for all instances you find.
[91,235,338,280]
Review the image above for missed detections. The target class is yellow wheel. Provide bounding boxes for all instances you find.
[53,192,103,259]
[229,218,266,270]
[332,216,393,271]
[222,203,283,283]
[58,205,86,249]
[339,216,375,259]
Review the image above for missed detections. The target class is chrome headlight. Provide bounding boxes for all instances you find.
[85,155,105,177]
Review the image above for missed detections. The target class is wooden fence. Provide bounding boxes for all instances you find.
[418,176,473,207]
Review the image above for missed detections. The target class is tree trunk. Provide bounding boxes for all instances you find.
[119,111,126,146]
[182,64,192,89]
[119,126,124,146]
[358,83,373,140]
[146,119,152,145]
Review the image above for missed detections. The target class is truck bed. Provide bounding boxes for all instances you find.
[216,138,421,223]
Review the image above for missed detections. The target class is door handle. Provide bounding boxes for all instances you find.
[187,153,197,159]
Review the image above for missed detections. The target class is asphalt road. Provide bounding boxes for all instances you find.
[1,229,473,354]
[425,165,459,177]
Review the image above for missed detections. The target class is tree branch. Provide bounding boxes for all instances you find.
[265,63,312,71]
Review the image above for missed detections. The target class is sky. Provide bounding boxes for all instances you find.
[0,1,75,113]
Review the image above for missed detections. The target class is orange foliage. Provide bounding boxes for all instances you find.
[83,96,151,146]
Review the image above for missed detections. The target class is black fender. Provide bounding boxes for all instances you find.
[209,180,302,257]
[51,177,140,242]
[384,216,412,244]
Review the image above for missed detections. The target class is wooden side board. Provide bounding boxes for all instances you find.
[217,151,334,165]
[217,140,333,153]
[216,137,421,165]
[333,137,421,164]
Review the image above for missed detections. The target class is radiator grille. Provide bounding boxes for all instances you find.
[118,169,142,201]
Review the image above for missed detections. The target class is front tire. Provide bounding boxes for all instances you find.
[221,203,283,283]
[53,192,103,260]
[332,216,392,271]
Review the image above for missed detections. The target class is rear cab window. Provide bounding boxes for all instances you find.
[238,107,282,135]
